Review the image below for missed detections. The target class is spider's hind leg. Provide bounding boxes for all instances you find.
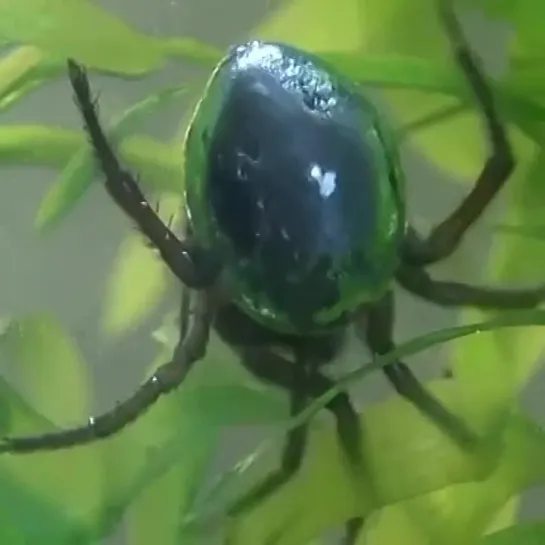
[362,291,477,448]
[230,347,365,544]
[216,306,365,544]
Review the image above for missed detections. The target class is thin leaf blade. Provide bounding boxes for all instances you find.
[36,85,186,230]
[0,0,165,74]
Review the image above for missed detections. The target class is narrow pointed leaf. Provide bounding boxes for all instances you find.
[0,126,180,182]
[0,315,106,543]
[483,522,545,545]
[36,85,186,230]
[0,0,165,74]
[101,193,184,337]
[0,313,91,425]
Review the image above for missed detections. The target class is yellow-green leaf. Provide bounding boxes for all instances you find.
[101,193,184,337]
[483,522,545,545]
[256,0,364,52]
[0,314,105,542]
[1,313,91,424]
[224,404,545,545]
[36,84,186,230]
[0,125,180,183]
[0,45,59,110]
[0,0,165,74]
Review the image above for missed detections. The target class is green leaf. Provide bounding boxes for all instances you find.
[256,0,365,52]
[455,0,516,19]
[453,149,545,407]
[483,522,545,545]
[121,345,220,545]
[355,0,545,176]
[505,60,545,107]
[0,313,91,425]
[483,497,520,537]
[160,37,222,67]
[363,413,545,545]
[367,146,545,545]
[315,52,545,153]
[354,0,487,181]
[222,404,545,545]
[126,456,213,545]
[0,454,92,544]
[495,223,545,241]
[99,316,286,545]
[292,309,545,435]
[0,46,62,111]
[505,0,545,59]
[0,21,220,114]
[188,309,545,544]
[0,125,181,185]
[320,53,461,93]
[121,383,285,545]
[36,84,186,230]
[366,495,521,545]
[0,125,84,164]
[101,232,168,337]
[0,0,165,74]
[0,315,106,544]
[0,2,222,78]
[100,193,183,337]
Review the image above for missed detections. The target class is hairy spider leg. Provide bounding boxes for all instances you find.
[67,60,219,288]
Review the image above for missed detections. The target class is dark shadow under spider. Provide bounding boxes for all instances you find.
[2,1,545,544]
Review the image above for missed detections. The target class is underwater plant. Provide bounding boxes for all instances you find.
[0,0,544,544]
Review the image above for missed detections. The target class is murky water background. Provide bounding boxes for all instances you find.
[0,1,543,543]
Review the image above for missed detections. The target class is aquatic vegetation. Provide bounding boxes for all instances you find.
[0,0,544,543]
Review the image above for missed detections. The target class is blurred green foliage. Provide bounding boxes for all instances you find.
[0,0,544,544]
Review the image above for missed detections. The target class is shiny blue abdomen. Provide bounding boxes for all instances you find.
[184,41,406,334]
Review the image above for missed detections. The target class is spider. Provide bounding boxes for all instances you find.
[2,0,544,543]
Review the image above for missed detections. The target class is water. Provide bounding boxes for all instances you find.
[0,1,543,544]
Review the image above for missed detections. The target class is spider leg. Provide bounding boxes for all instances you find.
[228,346,310,515]
[397,263,545,309]
[0,291,212,453]
[67,60,219,288]
[403,0,514,266]
[362,291,476,447]
[226,344,364,545]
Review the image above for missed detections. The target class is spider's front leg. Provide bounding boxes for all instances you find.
[0,64,224,454]
[67,60,219,289]
[229,345,365,545]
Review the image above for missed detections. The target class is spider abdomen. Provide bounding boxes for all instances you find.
[184,41,406,334]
